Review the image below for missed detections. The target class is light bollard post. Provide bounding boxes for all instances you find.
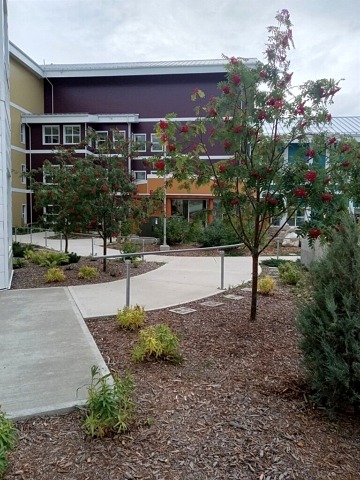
[220,250,225,290]
[60,233,63,252]
[125,259,131,307]
[45,230,48,248]
[30,228,33,245]
[91,237,94,257]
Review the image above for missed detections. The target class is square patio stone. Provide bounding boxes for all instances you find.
[200,301,224,307]
[223,294,244,300]
[169,307,197,315]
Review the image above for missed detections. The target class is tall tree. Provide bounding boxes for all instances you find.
[30,130,146,271]
[152,10,360,321]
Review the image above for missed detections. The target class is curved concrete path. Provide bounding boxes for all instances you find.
[1,232,297,419]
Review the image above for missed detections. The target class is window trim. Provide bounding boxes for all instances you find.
[133,170,147,181]
[63,125,81,145]
[112,130,126,142]
[42,125,60,145]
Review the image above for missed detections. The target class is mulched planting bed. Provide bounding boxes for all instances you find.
[5,282,360,480]
[11,256,161,289]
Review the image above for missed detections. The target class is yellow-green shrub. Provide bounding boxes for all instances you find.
[78,265,99,280]
[132,324,181,363]
[116,305,145,330]
[258,275,276,295]
[44,267,66,283]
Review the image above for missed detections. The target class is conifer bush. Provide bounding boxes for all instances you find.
[297,214,360,414]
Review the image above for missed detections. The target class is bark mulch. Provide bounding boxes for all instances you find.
[5,278,360,479]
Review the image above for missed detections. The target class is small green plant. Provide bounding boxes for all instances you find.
[197,220,240,247]
[44,267,66,282]
[278,261,303,285]
[258,275,276,295]
[25,249,69,267]
[78,265,99,280]
[13,257,26,269]
[0,407,17,476]
[154,215,190,245]
[132,324,182,363]
[82,366,134,438]
[116,305,145,330]
[68,252,81,264]
[131,257,142,268]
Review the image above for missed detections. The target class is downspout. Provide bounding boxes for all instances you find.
[127,122,132,173]
[43,66,54,114]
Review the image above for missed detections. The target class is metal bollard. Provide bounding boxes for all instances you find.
[45,230,48,247]
[220,250,225,289]
[14,228,17,242]
[125,259,131,307]
[276,238,281,260]
[60,233,63,252]
[91,237,94,257]
[30,228,33,245]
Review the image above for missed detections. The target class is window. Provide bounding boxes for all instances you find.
[20,124,26,144]
[63,125,81,144]
[44,204,60,224]
[151,133,163,152]
[43,125,60,145]
[133,171,147,181]
[112,130,126,142]
[95,131,108,148]
[43,164,72,184]
[21,204,27,225]
[287,208,306,227]
[133,133,146,152]
[21,164,26,184]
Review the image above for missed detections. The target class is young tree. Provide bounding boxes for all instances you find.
[30,130,146,271]
[152,10,360,321]
[297,213,360,415]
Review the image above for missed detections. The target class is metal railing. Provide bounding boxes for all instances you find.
[93,243,244,307]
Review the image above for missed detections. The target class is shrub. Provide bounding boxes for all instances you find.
[12,241,31,258]
[78,265,99,280]
[68,252,81,264]
[278,261,303,285]
[0,407,17,476]
[260,258,288,268]
[121,239,141,262]
[44,267,66,283]
[25,249,69,267]
[258,275,276,295]
[197,221,239,248]
[154,215,190,245]
[297,214,360,414]
[132,324,182,363]
[116,305,145,330]
[82,366,134,438]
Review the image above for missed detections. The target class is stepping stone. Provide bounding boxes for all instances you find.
[223,294,244,300]
[200,301,224,307]
[241,287,252,292]
[169,307,197,315]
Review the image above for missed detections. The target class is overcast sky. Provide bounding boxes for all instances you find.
[7,0,360,117]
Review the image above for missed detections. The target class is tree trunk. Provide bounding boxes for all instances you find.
[65,234,69,254]
[250,252,259,321]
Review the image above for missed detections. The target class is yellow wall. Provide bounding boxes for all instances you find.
[10,56,44,226]
[137,177,215,196]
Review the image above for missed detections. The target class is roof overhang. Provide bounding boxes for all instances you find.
[21,113,140,124]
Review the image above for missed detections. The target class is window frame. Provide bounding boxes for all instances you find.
[21,164,27,184]
[63,125,81,145]
[112,130,126,143]
[42,125,60,145]
[133,170,147,181]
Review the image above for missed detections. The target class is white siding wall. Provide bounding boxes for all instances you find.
[0,0,12,289]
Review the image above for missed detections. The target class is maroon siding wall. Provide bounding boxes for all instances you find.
[44,73,225,116]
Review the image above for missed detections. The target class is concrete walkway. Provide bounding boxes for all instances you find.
[1,232,298,419]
